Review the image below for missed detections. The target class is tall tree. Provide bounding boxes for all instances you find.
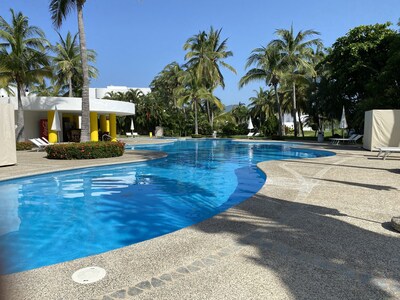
[52,31,97,97]
[269,25,322,136]
[50,0,91,142]
[321,23,399,129]
[176,68,217,135]
[248,87,275,128]
[0,9,51,141]
[184,27,236,128]
[239,45,284,137]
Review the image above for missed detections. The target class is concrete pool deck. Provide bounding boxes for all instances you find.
[0,139,399,299]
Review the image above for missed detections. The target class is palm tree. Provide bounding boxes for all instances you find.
[176,68,217,135]
[151,62,183,108]
[248,87,275,128]
[29,79,65,96]
[239,45,284,137]
[0,9,51,141]
[50,0,91,142]
[184,27,236,128]
[269,25,322,136]
[52,31,97,97]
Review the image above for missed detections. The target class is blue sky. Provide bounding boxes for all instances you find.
[1,0,399,105]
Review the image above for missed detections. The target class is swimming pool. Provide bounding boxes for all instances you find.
[0,139,334,274]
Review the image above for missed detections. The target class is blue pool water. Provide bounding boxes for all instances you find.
[0,139,333,274]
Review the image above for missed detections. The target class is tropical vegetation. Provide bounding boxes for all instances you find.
[49,0,91,142]
[45,141,125,159]
[1,4,400,140]
[0,9,51,141]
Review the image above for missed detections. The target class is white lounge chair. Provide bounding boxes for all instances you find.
[41,137,53,145]
[35,138,48,146]
[29,139,46,151]
[377,147,400,160]
[254,132,260,137]
[330,134,362,145]
[247,132,254,138]
[126,132,138,138]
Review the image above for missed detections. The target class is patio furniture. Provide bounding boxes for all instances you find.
[41,137,53,145]
[376,147,400,160]
[29,139,46,151]
[330,134,362,145]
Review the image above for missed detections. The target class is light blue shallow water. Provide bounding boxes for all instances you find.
[0,139,334,274]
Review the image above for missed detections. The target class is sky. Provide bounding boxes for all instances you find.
[1,0,400,106]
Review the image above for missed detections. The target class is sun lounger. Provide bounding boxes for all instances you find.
[35,138,48,146]
[126,132,138,138]
[377,147,400,160]
[254,132,260,137]
[330,134,362,145]
[247,132,254,138]
[29,138,46,151]
[41,137,53,145]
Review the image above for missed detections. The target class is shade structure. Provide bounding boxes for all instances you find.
[339,106,348,138]
[248,117,254,130]
[339,106,348,129]
[51,106,61,132]
[51,105,61,142]
[130,118,134,131]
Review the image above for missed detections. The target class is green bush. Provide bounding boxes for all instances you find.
[191,134,203,138]
[17,141,34,151]
[45,141,125,159]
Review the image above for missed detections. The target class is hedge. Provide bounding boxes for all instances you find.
[45,141,125,159]
[16,141,34,151]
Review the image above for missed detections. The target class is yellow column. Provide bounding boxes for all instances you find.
[109,113,117,142]
[106,119,110,132]
[74,115,79,129]
[100,115,107,133]
[47,110,58,143]
[90,112,98,142]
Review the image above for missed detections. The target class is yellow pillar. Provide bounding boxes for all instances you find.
[90,112,98,142]
[109,113,117,142]
[100,115,107,133]
[47,110,58,143]
[73,115,79,129]
[106,118,110,132]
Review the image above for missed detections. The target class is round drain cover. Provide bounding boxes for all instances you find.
[72,266,106,284]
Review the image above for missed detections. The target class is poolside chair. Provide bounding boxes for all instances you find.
[254,132,260,137]
[329,134,362,145]
[35,138,49,146]
[247,132,254,138]
[377,147,400,160]
[29,139,46,151]
[41,137,53,145]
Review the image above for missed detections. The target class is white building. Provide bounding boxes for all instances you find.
[0,85,149,143]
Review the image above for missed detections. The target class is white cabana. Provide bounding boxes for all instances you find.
[363,110,400,151]
[0,103,17,166]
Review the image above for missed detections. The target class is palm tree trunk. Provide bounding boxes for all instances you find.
[194,98,198,135]
[15,81,25,142]
[68,75,73,97]
[292,81,298,137]
[206,99,212,129]
[297,109,304,137]
[273,84,283,137]
[77,2,90,142]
